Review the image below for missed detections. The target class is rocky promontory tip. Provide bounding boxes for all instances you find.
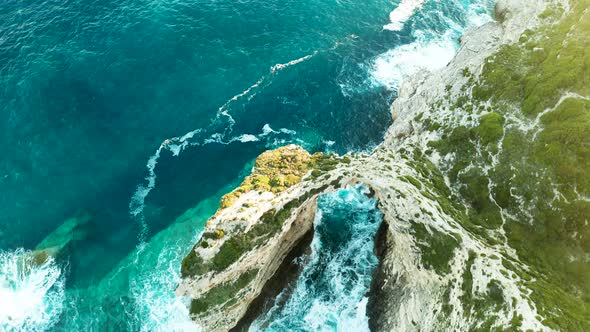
[176,145,355,331]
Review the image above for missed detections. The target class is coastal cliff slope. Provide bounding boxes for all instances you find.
[177,0,590,330]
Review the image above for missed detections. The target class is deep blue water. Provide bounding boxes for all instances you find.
[0,0,493,330]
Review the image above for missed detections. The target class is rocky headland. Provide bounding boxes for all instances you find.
[177,0,590,330]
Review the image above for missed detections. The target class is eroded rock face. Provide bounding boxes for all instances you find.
[176,145,355,331]
[178,0,590,330]
[180,198,317,331]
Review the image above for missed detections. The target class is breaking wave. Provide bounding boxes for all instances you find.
[370,31,458,90]
[383,0,428,31]
[0,249,65,332]
[371,0,494,91]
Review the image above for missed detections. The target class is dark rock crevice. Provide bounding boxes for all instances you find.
[231,227,315,332]
[229,184,389,331]
[367,217,392,332]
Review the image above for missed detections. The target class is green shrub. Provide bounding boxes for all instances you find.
[211,236,251,271]
[181,246,207,277]
[410,222,460,274]
[190,269,259,315]
[476,112,505,145]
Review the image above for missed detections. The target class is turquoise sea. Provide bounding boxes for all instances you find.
[0,0,493,330]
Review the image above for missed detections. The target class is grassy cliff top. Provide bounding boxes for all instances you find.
[419,1,590,329]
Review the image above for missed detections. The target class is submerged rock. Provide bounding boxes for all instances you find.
[17,213,93,268]
[34,213,92,259]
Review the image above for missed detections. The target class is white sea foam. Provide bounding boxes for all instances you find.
[130,148,161,220]
[383,0,428,31]
[370,32,457,90]
[260,124,297,137]
[217,76,267,124]
[237,134,259,143]
[0,249,65,332]
[278,127,297,135]
[372,0,494,91]
[270,52,318,73]
[130,242,201,332]
[130,140,179,242]
[129,127,206,233]
[464,1,494,26]
[262,123,274,135]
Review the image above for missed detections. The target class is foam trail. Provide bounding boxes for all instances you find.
[215,75,267,138]
[217,50,320,137]
[383,0,428,31]
[270,52,318,73]
[218,51,320,120]
[129,129,204,242]
[129,49,323,231]
[129,146,161,242]
[203,124,297,145]
[0,249,65,332]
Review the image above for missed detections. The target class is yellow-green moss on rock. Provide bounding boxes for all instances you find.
[219,145,349,209]
[219,145,312,209]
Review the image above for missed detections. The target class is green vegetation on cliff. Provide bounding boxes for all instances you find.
[181,181,340,278]
[219,146,349,209]
[409,221,460,274]
[219,146,313,209]
[181,146,346,279]
[189,269,259,315]
[425,2,590,329]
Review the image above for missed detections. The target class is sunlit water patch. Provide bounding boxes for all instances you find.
[251,185,383,331]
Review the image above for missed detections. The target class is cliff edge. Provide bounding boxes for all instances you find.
[178,0,590,330]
